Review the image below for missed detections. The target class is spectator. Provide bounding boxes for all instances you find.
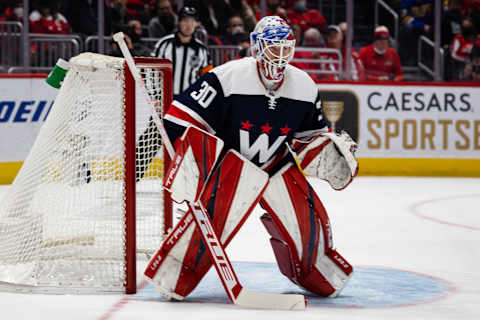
[291,27,323,78]
[221,15,247,45]
[148,0,178,38]
[128,19,151,55]
[463,43,480,81]
[111,20,148,57]
[450,17,475,79]
[303,27,323,47]
[337,21,364,52]
[194,22,224,46]
[398,0,433,66]
[30,0,71,35]
[111,0,134,33]
[317,25,364,81]
[151,6,212,97]
[462,43,480,82]
[442,0,464,80]
[2,1,24,22]
[442,0,463,48]
[195,0,234,37]
[359,26,403,81]
[254,0,287,21]
[230,0,257,32]
[287,0,326,33]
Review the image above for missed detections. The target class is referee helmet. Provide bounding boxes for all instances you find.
[178,6,199,21]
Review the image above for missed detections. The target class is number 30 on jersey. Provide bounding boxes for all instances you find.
[190,81,217,108]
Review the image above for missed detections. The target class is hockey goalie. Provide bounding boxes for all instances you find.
[144,16,358,302]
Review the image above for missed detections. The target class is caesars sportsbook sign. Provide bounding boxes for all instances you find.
[318,83,480,159]
[1,77,478,162]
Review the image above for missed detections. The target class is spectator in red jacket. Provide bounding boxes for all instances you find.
[450,17,475,80]
[317,25,364,81]
[30,1,71,35]
[291,27,323,76]
[358,25,403,81]
[286,0,326,33]
[2,1,24,22]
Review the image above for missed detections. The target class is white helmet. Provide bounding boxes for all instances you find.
[250,16,296,85]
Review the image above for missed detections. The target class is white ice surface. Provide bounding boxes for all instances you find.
[0,177,479,319]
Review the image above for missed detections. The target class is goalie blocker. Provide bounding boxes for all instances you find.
[146,126,356,300]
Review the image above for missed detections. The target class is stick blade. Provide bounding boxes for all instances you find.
[235,289,306,310]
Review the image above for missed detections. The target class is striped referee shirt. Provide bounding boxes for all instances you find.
[151,33,211,96]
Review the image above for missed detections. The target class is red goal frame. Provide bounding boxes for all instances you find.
[125,58,173,293]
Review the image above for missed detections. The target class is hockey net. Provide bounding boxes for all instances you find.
[0,53,173,293]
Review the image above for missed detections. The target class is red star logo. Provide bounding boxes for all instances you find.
[261,123,272,134]
[280,125,291,135]
[241,120,254,131]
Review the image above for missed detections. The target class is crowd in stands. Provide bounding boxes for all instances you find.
[2,0,480,82]
[388,0,480,81]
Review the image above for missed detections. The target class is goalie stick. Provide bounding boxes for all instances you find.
[113,32,306,310]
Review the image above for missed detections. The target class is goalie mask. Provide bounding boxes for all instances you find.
[251,16,296,86]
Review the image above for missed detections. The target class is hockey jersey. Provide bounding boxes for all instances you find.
[164,57,327,168]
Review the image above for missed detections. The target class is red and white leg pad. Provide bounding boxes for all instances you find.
[260,164,353,297]
[145,150,269,299]
[163,126,224,203]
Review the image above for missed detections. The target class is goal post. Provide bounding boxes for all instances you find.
[0,53,173,294]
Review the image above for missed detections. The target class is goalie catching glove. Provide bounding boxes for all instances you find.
[291,131,358,190]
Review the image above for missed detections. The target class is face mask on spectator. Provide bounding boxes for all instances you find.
[294,2,307,13]
[231,25,245,35]
[373,46,386,55]
[13,6,24,18]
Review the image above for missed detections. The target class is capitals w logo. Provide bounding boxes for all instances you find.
[239,121,291,164]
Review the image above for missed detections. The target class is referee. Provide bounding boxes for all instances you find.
[151,6,213,97]
[137,6,212,180]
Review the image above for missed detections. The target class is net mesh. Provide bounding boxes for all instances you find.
[0,53,169,293]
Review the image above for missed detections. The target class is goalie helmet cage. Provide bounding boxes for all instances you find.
[0,53,173,294]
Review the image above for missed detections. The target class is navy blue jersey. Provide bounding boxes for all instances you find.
[164,57,328,168]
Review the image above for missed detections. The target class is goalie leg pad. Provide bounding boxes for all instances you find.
[145,150,269,298]
[260,164,353,297]
[163,126,224,203]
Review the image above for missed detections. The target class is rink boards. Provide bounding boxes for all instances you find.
[1,75,479,183]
